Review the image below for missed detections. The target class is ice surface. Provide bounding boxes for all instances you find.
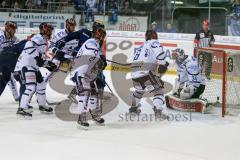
[0,72,239,160]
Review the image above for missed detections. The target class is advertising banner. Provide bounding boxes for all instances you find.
[0,12,148,31]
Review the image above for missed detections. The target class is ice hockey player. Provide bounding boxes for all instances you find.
[129,30,169,119]
[55,20,105,51]
[54,20,106,102]
[194,20,215,80]
[172,48,205,99]
[34,18,79,108]
[0,38,29,97]
[70,27,107,128]
[14,22,54,117]
[0,21,19,101]
[165,48,212,113]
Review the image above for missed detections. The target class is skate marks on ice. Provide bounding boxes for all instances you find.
[55,92,118,121]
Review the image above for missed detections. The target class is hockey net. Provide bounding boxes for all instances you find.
[195,45,240,117]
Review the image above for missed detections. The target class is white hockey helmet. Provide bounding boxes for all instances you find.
[171,48,185,63]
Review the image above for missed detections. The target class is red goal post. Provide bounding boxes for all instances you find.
[195,44,240,117]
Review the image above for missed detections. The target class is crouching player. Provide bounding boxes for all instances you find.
[70,28,107,128]
[165,48,212,113]
[129,30,169,119]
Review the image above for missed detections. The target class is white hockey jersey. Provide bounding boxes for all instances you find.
[70,38,102,81]
[0,30,18,51]
[131,39,167,79]
[176,55,205,89]
[15,34,48,71]
[49,29,78,55]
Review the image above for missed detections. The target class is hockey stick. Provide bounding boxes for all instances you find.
[106,59,132,66]
[104,81,114,95]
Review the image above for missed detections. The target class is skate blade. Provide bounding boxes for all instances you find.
[94,121,105,126]
[40,111,53,114]
[77,125,89,131]
[28,109,34,113]
[17,114,32,120]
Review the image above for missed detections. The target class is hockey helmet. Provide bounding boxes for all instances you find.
[5,21,17,38]
[93,27,106,47]
[92,20,105,34]
[172,48,185,62]
[39,22,54,40]
[145,30,158,41]
[65,18,76,33]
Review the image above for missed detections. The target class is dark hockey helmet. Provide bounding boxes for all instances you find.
[92,20,105,34]
[5,21,17,38]
[39,22,54,40]
[93,28,106,47]
[171,48,185,62]
[5,21,17,29]
[145,30,158,41]
[65,18,76,33]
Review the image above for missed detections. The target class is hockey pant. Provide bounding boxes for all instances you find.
[132,72,165,111]
[18,67,43,109]
[180,84,205,100]
[72,75,99,114]
[198,52,212,78]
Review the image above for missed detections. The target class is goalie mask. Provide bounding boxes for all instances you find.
[5,21,17,39]
[93,28,106,47]
[65,18,76,33]
[172,48,185,63]
[39,22,54,40]
[145,30,158,41]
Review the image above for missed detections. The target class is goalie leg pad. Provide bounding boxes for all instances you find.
[165,94,207,113]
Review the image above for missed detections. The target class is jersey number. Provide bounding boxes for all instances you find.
[133,48,141,60]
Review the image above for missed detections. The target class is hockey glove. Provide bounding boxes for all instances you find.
[56,39,66,49]
[55,50,68,62]
[36,71,43,83]
[35,56,45,67]
[100,55,107,70]
[158,61,169,74]
[45,61,58,72]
